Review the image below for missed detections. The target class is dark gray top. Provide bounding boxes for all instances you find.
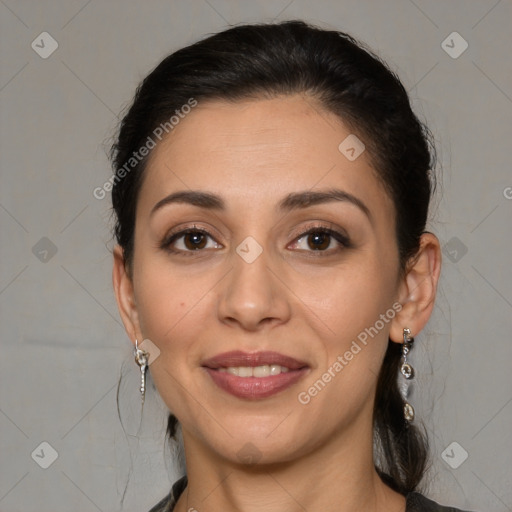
[148,476,475,512]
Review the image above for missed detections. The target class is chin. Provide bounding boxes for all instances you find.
[200,422,315,467]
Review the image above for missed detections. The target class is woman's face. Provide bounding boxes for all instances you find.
[126,95,404,463]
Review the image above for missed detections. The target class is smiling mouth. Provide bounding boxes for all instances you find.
[217,364,290,377]
[202,351,309,399]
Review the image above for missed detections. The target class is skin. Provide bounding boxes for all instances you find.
[113,94,441,512]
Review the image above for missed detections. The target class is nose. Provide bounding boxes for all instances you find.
[216,248,292,332]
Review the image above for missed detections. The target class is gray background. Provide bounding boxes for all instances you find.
[1,1,511,511]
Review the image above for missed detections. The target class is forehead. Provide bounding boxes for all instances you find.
[137,95,393,218]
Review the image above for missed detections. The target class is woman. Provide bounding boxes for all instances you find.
[111,20,474,512]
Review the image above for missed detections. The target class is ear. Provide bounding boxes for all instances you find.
[112,245,143,346]
[389,232,442,343]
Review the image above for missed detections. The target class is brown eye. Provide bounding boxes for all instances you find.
[307,232,331,250]
[290,226,351,254]
[183,231,207,250]
[161,227,222,254]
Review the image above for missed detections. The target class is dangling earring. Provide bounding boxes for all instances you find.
[134,339,149,404]
[401,328,415,422]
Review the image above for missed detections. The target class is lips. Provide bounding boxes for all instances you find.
[202,351,309,399]
[202,350,308,370]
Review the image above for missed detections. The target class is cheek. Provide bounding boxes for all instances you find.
[290,251,397,397]
[293,281,393,431]
[133,263,218,414]
[134,263,211,348]
[290,252,398,341]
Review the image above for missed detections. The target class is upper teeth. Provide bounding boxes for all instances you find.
[218,365,290,377]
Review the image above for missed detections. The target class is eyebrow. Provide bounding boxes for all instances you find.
[150,188,372,222]
[279,189,371,221]
[151,191,224,216]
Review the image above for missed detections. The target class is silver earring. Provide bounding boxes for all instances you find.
[134,339,149,403]
[401,328,415,422]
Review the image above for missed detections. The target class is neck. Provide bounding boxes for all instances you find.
[174,416,406,512]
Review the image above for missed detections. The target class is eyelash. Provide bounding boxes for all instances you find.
[159,223,351,256]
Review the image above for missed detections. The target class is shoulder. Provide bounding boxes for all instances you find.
[406,492,477,512]
[148,475,188,512]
